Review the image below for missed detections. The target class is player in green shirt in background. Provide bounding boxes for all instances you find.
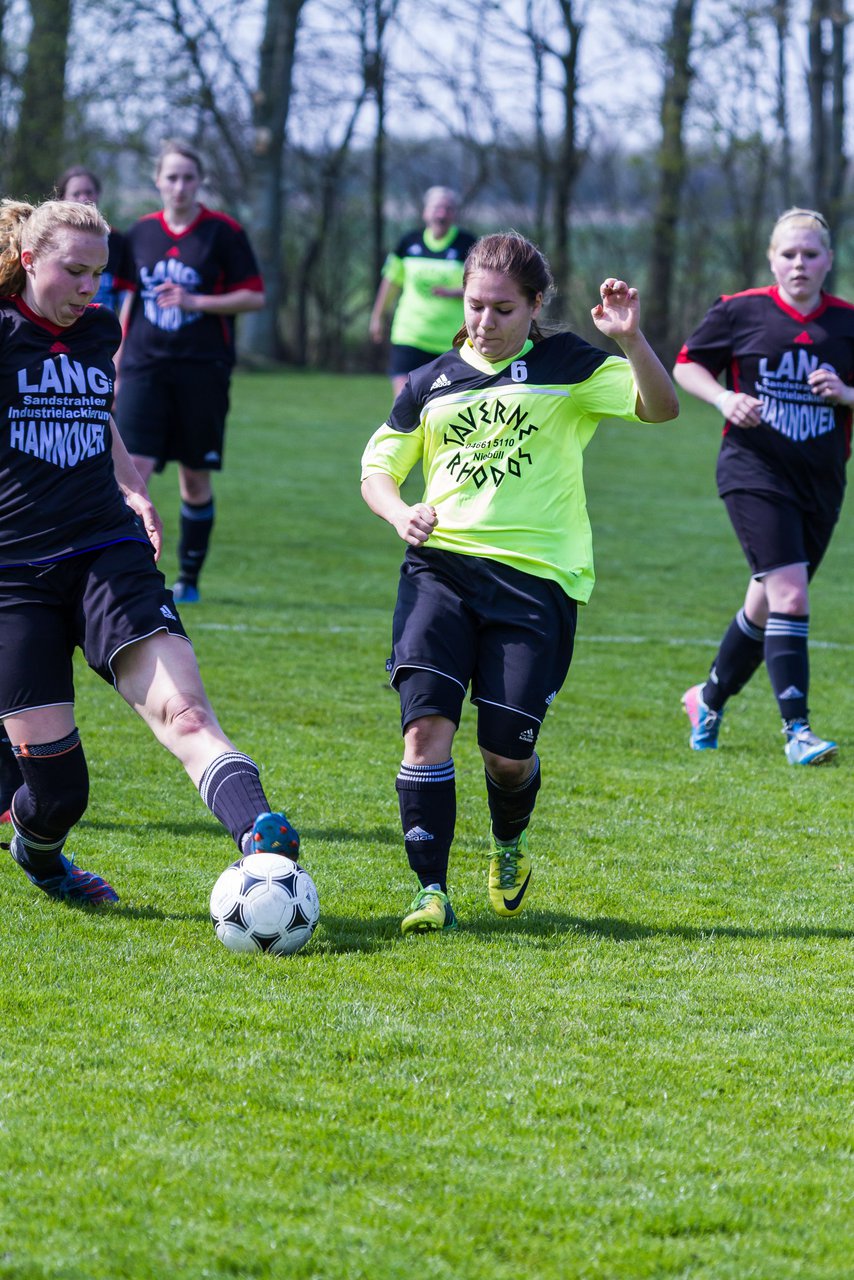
[362,232,678,935]
[369,187,476,396]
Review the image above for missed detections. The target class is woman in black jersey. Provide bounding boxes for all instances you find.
[675,208,854,765]
[116,140,265,604]
[0,198,298,904]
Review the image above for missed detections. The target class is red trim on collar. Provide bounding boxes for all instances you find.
[12,294,78,337]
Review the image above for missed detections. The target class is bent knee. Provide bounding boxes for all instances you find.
[481,750,536,787]
[162,694,217,738]
[403,714,456,764]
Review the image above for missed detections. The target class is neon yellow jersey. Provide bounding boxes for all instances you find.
[361,334,642,602]
[382,225,477,353]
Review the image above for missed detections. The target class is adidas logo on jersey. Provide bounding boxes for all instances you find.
[793,330,813,344]
[430,372,452,391]
[518,727,535,743]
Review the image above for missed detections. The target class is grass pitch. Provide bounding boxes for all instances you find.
[0,371,851,1279]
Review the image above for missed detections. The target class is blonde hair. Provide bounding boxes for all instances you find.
[769,207,832,252]
[0,198,109,296]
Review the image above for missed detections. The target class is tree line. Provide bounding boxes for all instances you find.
[0,0,849,366]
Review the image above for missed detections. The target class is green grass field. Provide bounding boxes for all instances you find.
[0,371,851,1280]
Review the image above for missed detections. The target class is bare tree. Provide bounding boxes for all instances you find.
[240,0,306,361]
[10,0,72,197]
[774,0,794,207]
[807,0,849,239]
[515,0,587,298]
[646,0,698,358]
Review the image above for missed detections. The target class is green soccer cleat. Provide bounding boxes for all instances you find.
[488,829,532,917]
[401,887,457,935]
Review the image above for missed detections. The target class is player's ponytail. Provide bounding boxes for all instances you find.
[0,198,109,297]
[0,200,35,296]
[454,231,554,348]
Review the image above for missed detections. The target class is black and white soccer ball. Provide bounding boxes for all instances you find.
[210,852,319,956]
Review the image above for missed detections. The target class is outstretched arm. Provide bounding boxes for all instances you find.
[673,358,763,427]
[361,472,437,545]
[591,279,680,422]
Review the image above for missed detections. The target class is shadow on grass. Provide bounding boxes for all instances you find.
[469,910,854,943]
[80,818,225,839]
[109,904,212,923]
[311,909,854,953]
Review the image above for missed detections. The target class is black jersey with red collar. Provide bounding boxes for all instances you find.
[117,205,263,372]
[677,285,854,509]
[0,297,143,565]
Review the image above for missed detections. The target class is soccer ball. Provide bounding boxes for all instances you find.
[210,852,319,956]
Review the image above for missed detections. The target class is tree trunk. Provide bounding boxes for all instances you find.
[774,1,793,208]
[807,0,849,260]
[550,0,583,301]
[10,0,72,200]
[242,0,306,363]
[645,0,697,359]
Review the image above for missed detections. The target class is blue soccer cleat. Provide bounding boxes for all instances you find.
[8,836,119,904]
[248,810,300,857]
[682,684,724,750]
[172,581,200,604]
[783,720,837,766]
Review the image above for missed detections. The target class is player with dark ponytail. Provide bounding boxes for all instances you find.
[362,231,679,934]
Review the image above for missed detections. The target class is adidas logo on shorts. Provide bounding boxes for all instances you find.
[160,605,177,620]
[518,727,535,743]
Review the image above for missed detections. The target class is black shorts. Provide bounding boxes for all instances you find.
[388,344,442,377]
[116,361,231,472]
[390,546,577,759]
[723,490,840,579]
[0,540,190,718]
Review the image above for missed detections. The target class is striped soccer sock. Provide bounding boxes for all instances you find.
[178,499,215,586]
[396,758,456,892]
[198,752,270,853]
[765,613,809,722]
[703,608,765,711]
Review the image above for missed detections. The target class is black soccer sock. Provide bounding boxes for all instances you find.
[0,731,23,813]
[198,752,271,853]
[765,612,810,722]
[396,759,456,892]
[702,608,765,712]
[11,731,89,878]
[485,755,541,843]
[178,498,215,586]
